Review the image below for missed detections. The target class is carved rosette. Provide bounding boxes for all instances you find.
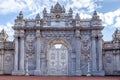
[5,54,12,62]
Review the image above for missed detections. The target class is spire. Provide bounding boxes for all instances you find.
[92,10,99,20]
[75,13,80,20]
[112,28,120,40]
[35,13,40,20]
[55,2,61,8]
[17,11,23,19]
[52,2,63,13]
[50,5,54,13]
[69,8,73,14]
[62,6,65,13]
[93,10,97,15]
[115,28,119,34]
[1,29,5,33]
[43,8,47,14]
[0,29,9,41]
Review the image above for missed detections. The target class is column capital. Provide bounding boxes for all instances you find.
[98,34,103,39]
[91,35,96,38]
[14,34,19,38]
[20,35,25,39]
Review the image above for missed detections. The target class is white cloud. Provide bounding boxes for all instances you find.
[114,17,120,27]
[0,0,101,15]
[65,0,101,13]
[0,22,14,41]
[98,9,120,27]
[79,13,92,19]
[0,0,26,14]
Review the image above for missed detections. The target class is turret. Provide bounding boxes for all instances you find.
[51,2,65,13]
[62,6,65,13]
[92,11,99,20]
[75,13,80,27]
[75,13,80,21]
[0,29,9,41]
[43,8,47,18]
[17,11,24,20]
[69,8,73,14]
[112,28,120,41]
[14,11,25,27]
[91,11,102,26]
[35,13,40,20]
[68,8,73,19]
[35,13,41,27]
[50,6,54,13]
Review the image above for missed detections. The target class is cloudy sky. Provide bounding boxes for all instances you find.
[0,0,120,41]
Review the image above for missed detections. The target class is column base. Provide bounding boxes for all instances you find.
[92,70,105,76]
[34,70,41,75]
[0,71,3,74]
[12,70,25,75]
[86,72,91,76]
[76,69,82,76]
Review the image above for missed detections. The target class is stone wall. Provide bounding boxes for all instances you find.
[0,42,14,74]
[103,41,120,75]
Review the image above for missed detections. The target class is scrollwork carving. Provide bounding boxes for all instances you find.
[81,35,90,53]
[26,35,35,53]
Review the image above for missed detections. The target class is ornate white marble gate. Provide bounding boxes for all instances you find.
[47,44,68,75]
[11,2,106,76]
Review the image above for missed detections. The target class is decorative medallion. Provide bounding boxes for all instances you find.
[56,14,61,19]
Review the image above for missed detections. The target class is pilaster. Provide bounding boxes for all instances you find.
[19,35,25,75]
[91,35,97,72]
[34,30,41,75]
[0,49,4,74]
[75,30,82,76]
[12,35,19,75]
[95,35,105,76]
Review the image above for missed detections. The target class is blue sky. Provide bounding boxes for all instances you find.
[0,0,120,41]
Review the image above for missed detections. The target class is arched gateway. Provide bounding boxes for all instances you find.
[47,40,69,75]
[12,3,105,76]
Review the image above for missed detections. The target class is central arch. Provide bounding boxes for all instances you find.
[47,39,69,76]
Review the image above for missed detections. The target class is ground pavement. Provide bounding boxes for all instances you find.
[0,76,119,80]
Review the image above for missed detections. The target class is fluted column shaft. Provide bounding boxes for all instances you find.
[97,36,103,71]
[36,35,41,70]
[75,30,81,75]
[20,36,25,71]
[34,30,41,75]
[91,36,97,71]
[0,50,4,74]
[76,37,81,70]
[14,36,19,71]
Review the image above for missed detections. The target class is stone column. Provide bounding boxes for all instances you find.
[75,30,81,76]
[0,49,4,74]
[34,30,41,75]
[97,35,105,76]
[116,52,120,71]
[113,52,117,71]
[19,35,25,75]
[118,53,120,71]
[98,36,103,71]
[12,36,19,75]
[91,36,97,72]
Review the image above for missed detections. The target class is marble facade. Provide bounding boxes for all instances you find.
[0,3,119,76]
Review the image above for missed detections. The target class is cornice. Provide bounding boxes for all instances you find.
[13,26,104,31]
